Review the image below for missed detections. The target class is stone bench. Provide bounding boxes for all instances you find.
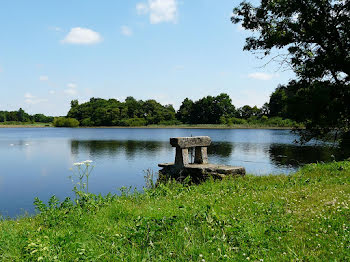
[170,136,211,166]
[158,136,246,183]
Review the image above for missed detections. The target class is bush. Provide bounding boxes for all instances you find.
[227,117,247,125]
[81,118,93,127]
[158,120,182,126]
[53,117,80,127]
[119,118,147,127]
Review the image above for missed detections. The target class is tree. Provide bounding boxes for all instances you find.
[269,85,288,118]
[232,0,350,144]
[176,98,194,124]
[178,94,236,124]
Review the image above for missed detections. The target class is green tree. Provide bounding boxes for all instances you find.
[176,98,194,124]
[269,85,288,118]
[185,93,236,124]
[232,0,350,144]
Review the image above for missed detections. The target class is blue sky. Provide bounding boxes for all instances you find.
[0,0,294,116]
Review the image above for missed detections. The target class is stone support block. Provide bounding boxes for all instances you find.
[175,147,189,166]
[194,146,208,164]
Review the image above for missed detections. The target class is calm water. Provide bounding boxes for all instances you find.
[0,128,345,217]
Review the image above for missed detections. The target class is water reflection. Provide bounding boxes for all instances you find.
[269,144,349,168]
[70,139,346,169]
[70,140,166,159]
[1,128,349,217]
[208,142,234,157]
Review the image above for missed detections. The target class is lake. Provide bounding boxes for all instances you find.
[0,128,345,217]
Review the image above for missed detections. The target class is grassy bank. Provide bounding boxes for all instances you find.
[80,124,294,129]
[0,122,52,128]
[0,124,294,129]
[1,162,349,261]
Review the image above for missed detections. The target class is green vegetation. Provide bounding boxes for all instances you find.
[232,0,350,144]
[0,109,53,124]
[53,117,80,127]
[67,97,178,127]
[65,94,297,128]
[0,161,349,261]
[0,122,52,127]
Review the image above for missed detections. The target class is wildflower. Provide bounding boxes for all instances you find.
[83,160,93,164]
[73,162,83,166]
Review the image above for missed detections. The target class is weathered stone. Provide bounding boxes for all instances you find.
[194,147,208,164]
[170,136,211,148]
[158,163,245,183]
[175,147,189,166]
[159,136,245,184]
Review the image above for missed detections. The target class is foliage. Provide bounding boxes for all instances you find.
[177,93,236,124]
[0,161,349,261]
[0,108,53,123]
[53,117,80,127]
[232,0,350,144]
[67,97,176,127]
[60,94,299,128]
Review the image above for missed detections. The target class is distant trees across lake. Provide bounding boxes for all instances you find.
[62,94,297,127]
[0,108,53,124]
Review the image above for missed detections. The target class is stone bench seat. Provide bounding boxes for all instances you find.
[170,136,211,148]
[158,136,246,183]
[170,136,211,166]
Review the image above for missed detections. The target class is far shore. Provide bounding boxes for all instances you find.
[0,123,294,130]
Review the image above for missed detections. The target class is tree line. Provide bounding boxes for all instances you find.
[0,108,53,123]
[61,94,296,127]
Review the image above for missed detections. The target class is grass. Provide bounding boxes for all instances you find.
[0,122,52,128]
[0,161,349,261]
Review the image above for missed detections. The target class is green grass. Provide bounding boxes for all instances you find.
[0,122,52,127]
[1,162,349,261]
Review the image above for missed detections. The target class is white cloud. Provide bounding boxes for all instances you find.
[25,98,48,105]
[121,26,133,36]
[39,75,49,81]
[24,93,35,99]
[137,0,178,24]
[136,3,149,14]
[24,93,48,104]
[67,83,77,89]
[248,72,278,81]
[64,83,78,96]
[62,27,103,45]
[64,89,78,96]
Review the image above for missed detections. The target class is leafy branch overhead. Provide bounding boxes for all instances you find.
[233,0,350,144]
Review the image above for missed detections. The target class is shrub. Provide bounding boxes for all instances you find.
[81,118,93,127]
[227,117,247,125]
[120,118,147,127]
[158,120,182,126]
[53,117,80,127]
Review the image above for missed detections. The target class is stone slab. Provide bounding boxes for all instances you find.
[158,163,245,175]
[170,136,211,148]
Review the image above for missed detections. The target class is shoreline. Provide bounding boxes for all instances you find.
[0,124,294,130]
[0,161,348,260]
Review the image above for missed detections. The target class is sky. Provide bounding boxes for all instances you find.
[0,0,294,116]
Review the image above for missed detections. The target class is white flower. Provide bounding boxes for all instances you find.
[73,162,83,166]
[83,160,93,163]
